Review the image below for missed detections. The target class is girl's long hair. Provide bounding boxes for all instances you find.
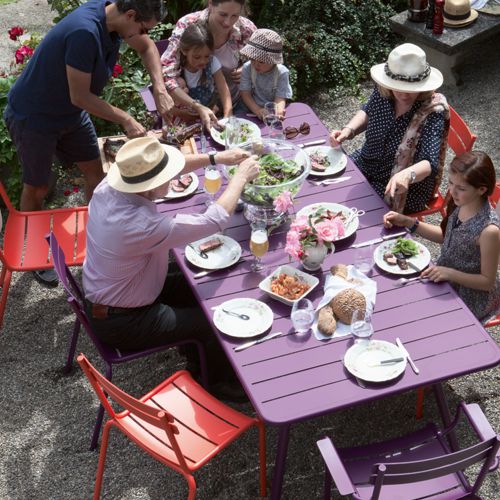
[440,151,497,233]
[179,22,214,85]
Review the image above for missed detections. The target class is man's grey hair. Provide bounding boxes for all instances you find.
[116,0,167,22]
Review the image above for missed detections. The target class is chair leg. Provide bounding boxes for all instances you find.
[186,474,197,500]
[90,363,113,451]
[416,387,426,419]
[94,421,112,500]
[257,420,267,497]
[196,341,209,389]
[64,318,81,374]
[0,268,12,329]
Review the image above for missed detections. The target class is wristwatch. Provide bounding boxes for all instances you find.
[409,169,417,184]
[208,150,217,166]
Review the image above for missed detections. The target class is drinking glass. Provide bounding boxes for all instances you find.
[268,118,284,140]
[262,102,279,136]
[350,309,374,343]
[291,298,315,334]
[354,242,375,274]
[249,222,269,272]
[224,115,241,150]
[204,165,222,205]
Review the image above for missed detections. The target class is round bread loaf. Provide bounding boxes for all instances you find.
[331,288,366,324]
[317,306,337,336]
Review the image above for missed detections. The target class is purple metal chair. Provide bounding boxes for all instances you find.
[317,402,499,500]
[47,232,208,450]
[139,39,169,128]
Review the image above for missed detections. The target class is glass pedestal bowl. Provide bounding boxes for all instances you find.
[222,138,311,227]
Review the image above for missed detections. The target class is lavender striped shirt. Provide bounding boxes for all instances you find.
[83,179,229,307]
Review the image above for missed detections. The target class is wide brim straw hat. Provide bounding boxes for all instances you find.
[240,28,283,65]
[443,0,478,27]
[108,136,185,193]
[370,43,443,93]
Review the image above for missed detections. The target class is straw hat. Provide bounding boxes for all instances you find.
[240,29,283,65]
[370,43,443,93]
[443,0,478,28]
[108,136,185,193]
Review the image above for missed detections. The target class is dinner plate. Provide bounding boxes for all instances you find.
[210,117,261,146]
[374,239,431,275]
[344,340,407,383]
[295,202,359,241]
[213,298,274,338]
[156,172,199,201]
[185,234,242,270]
[304,145,347,177]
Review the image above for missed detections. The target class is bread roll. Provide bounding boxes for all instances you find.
[317,306,337,336]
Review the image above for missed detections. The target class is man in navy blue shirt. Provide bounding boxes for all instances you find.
[5,0,174,285]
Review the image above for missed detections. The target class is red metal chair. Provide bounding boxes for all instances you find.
[77,353,267,499]
[317,401,499,500]
[408,105,477,221]
[47,232,209,450]
[0,181,87,328]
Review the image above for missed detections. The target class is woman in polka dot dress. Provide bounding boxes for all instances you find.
[331,43,449,214]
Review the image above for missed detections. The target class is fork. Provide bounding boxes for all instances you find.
[307,177,351,186]
[187,243,208,259]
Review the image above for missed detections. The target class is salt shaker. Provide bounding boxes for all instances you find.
[433,0,444,35]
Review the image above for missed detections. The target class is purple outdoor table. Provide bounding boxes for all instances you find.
[159,103,500,498]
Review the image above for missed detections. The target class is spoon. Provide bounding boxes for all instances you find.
[397,276,429,286]
[221,308,250,320]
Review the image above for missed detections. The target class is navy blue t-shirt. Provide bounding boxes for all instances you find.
[8,0,121,131]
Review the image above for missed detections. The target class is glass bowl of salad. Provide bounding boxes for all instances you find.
[222,138,311,226]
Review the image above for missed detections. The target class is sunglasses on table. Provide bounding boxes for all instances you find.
[284,122,311,140]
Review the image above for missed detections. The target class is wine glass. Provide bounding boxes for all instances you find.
[204,165,222,205]
[262,102,278,135]
[224,115,241,150]
[291,298,315,334]
[249,222,269,272]
[350,309,374,344]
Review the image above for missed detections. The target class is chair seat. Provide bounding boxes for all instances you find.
[339,425,468,500]
[116,371,256,471]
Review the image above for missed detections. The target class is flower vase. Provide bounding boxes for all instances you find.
[301,243,329,271]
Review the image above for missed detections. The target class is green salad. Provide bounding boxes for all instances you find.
[228,153,304,206]
[218,123,253,143]
[391,238,419,257]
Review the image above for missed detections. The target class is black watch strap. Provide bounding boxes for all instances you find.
[208,151,217,166]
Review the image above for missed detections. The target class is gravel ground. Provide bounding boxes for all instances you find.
[0,2,499,499]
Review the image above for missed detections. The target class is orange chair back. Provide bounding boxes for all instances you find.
[448,105,477,156]
[488,182,500,208]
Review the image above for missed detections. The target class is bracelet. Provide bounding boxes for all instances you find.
[343,126,355,139]
[407,218,420,234]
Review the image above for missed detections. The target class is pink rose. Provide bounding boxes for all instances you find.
[284,230,303,260]
[8,26,23,41]
[273,190,293,213]
[314,219,340,242]
[290,215,309,232]
[14,45,33,64]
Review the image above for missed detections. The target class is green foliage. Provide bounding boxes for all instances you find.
[47,0,81,22]
[254,0,399,99]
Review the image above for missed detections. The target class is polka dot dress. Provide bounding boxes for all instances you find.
[351,87,445,214]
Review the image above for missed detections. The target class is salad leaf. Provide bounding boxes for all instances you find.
[391,237,419,257]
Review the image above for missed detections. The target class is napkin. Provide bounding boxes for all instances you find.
[312,265,377,340]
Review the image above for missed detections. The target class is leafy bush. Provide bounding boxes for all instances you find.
[252,0,400,99]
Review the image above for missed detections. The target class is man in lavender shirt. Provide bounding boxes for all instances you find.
[83,136,259,394]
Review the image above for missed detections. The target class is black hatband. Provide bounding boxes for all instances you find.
[246,40,282,54]
[384,62,431,83]
[121,153,168,184]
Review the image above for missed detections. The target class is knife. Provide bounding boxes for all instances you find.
[193,258,245,279]
[200,133,208,153]
[368,357,405,367]
[396,337,420,375]
[351,231,407,248]
[404,259,421,273]
[234,331,284,352]
[298,139,326,148]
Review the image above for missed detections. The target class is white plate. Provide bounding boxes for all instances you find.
[344,340,407,383]
[185,234,242,270]
[213,298,274,338]
[259,264,319,306]
[304,146,347,177]
[159,172,199,200]
[210,117,261,146]
[374,239,431,275]
[296,202,359,241]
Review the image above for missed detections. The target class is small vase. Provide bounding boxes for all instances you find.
[301,243,329,272]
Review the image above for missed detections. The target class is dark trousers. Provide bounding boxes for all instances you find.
[87,265,233,383]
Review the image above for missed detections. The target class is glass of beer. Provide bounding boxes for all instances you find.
[204,165,222,205]
[249,222,269,272]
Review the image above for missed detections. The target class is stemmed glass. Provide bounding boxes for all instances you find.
[249,222,269,272]
[350,308,374,344]
[291,298,315,334]
[204,165,222,205]
[262,102,280,137]
[224,115,241,150]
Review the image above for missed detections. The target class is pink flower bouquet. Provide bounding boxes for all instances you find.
[285,208,345,262]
